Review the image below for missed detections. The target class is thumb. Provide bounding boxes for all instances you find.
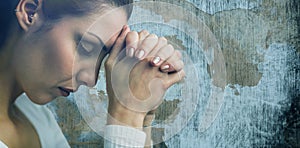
[164,70,186,88]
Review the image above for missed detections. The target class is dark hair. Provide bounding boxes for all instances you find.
[43,0,133,20]
[0,0,133,47]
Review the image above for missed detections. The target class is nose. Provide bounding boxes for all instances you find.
[76,68,97,87]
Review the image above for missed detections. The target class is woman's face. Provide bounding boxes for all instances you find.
[13,8,128,104]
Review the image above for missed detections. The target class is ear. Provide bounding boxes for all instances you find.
[15,0,44,32]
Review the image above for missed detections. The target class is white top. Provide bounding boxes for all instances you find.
[0,94,146,148]
[0,141,7,148]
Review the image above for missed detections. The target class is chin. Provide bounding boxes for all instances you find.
[31,99,52,105]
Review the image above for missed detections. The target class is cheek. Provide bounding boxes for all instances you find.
[46,31,76,78]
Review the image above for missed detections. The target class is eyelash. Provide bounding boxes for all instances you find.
[75,35,107,57]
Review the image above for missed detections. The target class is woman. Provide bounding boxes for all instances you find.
[0,0,185,147]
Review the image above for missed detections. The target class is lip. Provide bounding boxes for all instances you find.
[58,87,75,97]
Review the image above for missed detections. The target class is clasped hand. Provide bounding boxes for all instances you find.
[105,26,185,128]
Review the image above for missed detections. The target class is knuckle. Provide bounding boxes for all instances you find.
[127,31,138,38]
[139,30,149,37]
[175,61,184,71]
[159,37,168,44]
[158,52,168,60]
[144,34,158,43]
[166,44,175,53]
[181,70,186,78]
[169,61,182,71]
[147,34,158,39]
[140,40,152,49]
[175,50,182,58]
[158,45,174,59]
[179,60,184,67]
[140,35,158,49]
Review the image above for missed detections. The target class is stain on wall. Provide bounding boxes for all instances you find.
[47,0,300,147]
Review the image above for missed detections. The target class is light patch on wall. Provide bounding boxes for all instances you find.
[165,43,299,147]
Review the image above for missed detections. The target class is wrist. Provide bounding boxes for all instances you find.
[107,102,146,129]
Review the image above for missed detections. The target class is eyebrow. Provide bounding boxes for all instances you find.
[86,32,108,51]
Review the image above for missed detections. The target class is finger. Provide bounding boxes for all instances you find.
[148,37,168,66]
[135,34,158,60]
[160,50,184,73]
[138,30,150,41]
[125,31,139,57]
[107,25,130,64]
[133,30,149,58]
[151,44,175,67]
[164,70,186,89]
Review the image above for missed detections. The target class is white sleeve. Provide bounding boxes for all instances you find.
[104,125,146,148]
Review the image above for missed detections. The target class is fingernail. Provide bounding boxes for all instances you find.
[152,56,161,64]
[161,64,170,70]
[128,47,134,57]
[136,49,145,59]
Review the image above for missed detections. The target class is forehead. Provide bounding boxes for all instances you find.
[88,8,128,47]
[65,8,128,49]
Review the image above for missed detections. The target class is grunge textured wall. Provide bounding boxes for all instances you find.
[47,0,300,147]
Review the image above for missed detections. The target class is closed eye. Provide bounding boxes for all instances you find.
[78,41,94,56]
[75,31,110,58]
[76,35,105,57]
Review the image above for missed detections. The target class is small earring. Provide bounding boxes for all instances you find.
[29,14,34,23]
[14,9,20,12]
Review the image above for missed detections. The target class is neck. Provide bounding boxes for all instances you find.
[0,74,22,118]
[0,30,23,120]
